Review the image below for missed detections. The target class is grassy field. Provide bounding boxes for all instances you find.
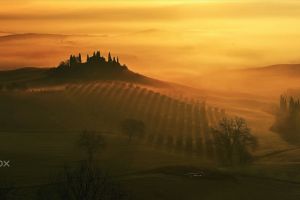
[1,129,300,200]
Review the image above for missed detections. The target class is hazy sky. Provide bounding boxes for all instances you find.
[1,0,300,85]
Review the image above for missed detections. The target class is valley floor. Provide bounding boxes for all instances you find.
[1,130,300,200]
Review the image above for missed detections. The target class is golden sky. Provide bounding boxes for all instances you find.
[1,0,300,85]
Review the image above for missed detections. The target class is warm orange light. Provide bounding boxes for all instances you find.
[1,0,300,87]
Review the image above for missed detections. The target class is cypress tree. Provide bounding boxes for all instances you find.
[108,52,112,63]
[96,51,100,58]
[290,97,295,112]
[69,55,74,67]
[69,55,72,66]
[78,53,82,63]
[280,95,287,113]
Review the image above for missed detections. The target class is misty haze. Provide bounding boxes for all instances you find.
[0,1,300,200]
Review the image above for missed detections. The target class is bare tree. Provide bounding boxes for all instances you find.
[38,132,125,200]
[212,117,258,166]
[78,131,105,164]
[57,163,127,200]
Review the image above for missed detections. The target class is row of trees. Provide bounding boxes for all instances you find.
[59,51,123,69]
[119,117,257,166]
[279,95,300,114]
[273,95,300,145]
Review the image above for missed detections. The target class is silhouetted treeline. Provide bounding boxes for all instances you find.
[57,51,127,71]
[272,95,300,145]
[51,51,130,82]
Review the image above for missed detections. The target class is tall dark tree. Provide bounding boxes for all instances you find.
[280,95,287,113]
[69,55,73,66]
[290,97,295,113]
[96,51,100,58]
[108,52,113,63]
[78,53,82,63]
[272,96,300,145]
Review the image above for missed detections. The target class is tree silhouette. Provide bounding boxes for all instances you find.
[212,117,257,166]
[108,52,113,63]
[280,95,287,113]
[96,51,100,58]
[273,95,300,145]
[121,119,145,142]
[78,131,106,164]
[86,54,90,63]
[78,53,82,63]
[69,55,73,67]
[57,163,127,200]
[55,50,127,76]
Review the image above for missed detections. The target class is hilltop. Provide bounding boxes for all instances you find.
[0,50,168,90]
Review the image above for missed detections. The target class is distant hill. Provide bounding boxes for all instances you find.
[0,33,69,42]
[0,51,168,90]
[242,64,300,77]
[199,63,300,97]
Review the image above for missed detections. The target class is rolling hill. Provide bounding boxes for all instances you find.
[0,51,227,161]
[0,51,168,90]
[199,64,300,98]
[242,64,300,76]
